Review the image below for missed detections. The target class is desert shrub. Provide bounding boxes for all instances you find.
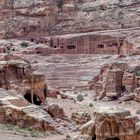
[4,48,11,54]
[136,71,140,76]
[89,103,93,107]
[31,130,38,137]
[76,95,84,102]
[20,42,28,48]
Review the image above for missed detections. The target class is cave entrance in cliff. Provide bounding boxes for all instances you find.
[92,135,96,140]
[105,137,120,140]
[122,86,126,92]
[24,93,42,106]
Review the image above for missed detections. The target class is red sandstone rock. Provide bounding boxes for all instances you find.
[45,104,65,118]
[71,112,91,125]
[77,108,140,140]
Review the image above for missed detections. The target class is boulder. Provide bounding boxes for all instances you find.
[71,112,91,125]
[45,104,65,118]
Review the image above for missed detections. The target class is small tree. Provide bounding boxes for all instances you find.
[76,95,84,102]
[20,42,29,48]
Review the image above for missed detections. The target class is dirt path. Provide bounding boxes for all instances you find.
[0,129,66,140]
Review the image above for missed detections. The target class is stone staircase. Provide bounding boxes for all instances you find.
[22,105,77,134]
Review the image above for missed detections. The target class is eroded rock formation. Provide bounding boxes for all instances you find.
[89,56,140,102]
[0,60,47,104]
[74,108,140,140]
[0,59,77,133]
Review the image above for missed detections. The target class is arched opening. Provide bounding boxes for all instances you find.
[24,93,42,106]
[122,85,126,92]
[31,38,34,42]
[105,137,120,140]
[33,94,42,105]
[111,96,118,100]
[24,93,32,104]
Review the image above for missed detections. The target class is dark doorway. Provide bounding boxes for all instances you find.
[92,135,96,140]
[67,45,76,49]
[24,93,42,106]
[24,93,32,104]
[97,44,104,48]
[33,94,42,105]
[105,137,120,140]
[122,86,126,92]
[31,38,34,42]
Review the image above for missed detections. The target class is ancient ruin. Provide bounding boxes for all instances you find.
[0,0,139,140]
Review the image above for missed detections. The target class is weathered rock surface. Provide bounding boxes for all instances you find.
[0,0,139,56]
[71,112,91,125]
[0,60,47,104]
[1,0,139,38]
[75,108,140,140]
[90,56,140,102]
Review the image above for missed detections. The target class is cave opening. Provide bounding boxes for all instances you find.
[31,38,34,42]
[111,96,118,101]
[24,93,42,106]
[122,85,126,92]
[92,135,96,140]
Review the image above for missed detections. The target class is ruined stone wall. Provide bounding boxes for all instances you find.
[50,34,122,54]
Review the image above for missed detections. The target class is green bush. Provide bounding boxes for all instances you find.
[20,42,28,48]
[76,95,84,102]
[89,103,93,107]
[136,71,140,76]
[31,130,38,137]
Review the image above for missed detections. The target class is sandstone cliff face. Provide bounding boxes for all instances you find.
[51,0,140,35]
[0,0,139,38]
[0,0,57,38]
[77,108,140,140]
